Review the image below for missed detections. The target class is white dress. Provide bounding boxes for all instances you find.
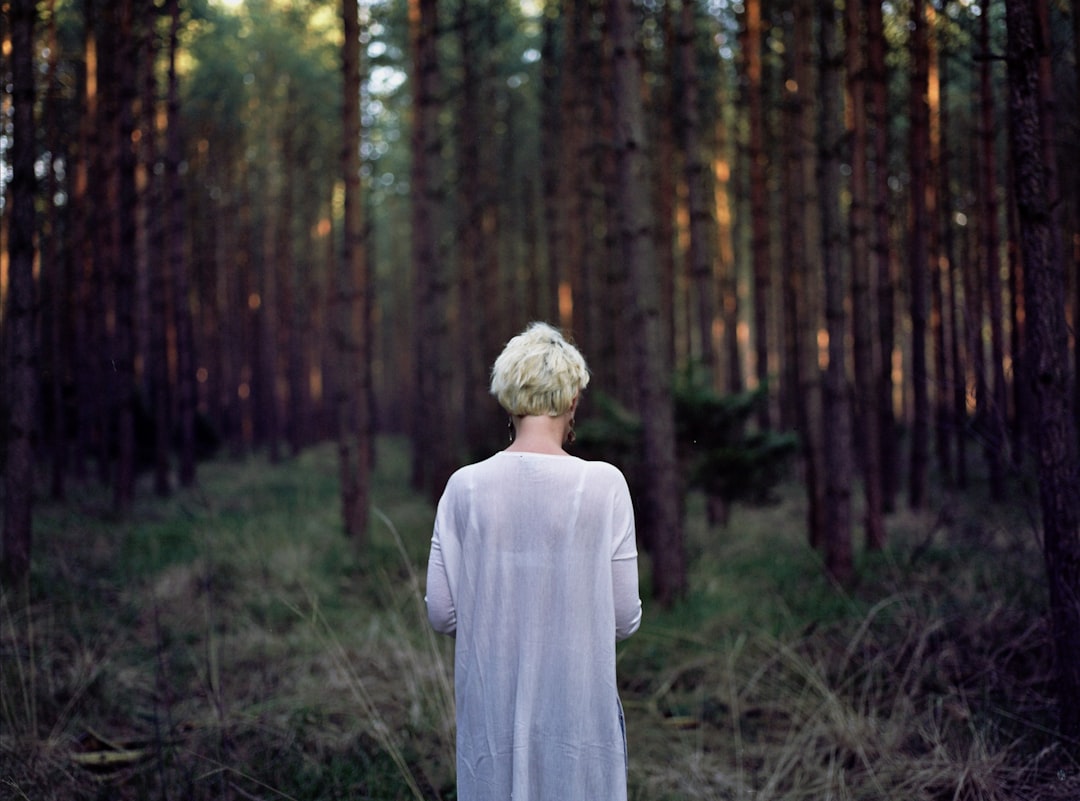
[425,451,642,801]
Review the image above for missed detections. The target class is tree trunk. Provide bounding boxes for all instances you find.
[137,2,170,498]
[3,0,38,586]
[73,0,105,484]
[337,0,371,542]
[979,0,1008,499]
[717,125,743,396]
[907,0,931,511]
[409,0,453,500]
[818,0,853,584]
[927,17,951,486]
[1073,0,1080,435]
[281,100,302,459]
[1002,0,1080,742]
[656,2,681,368]
[540,0,562,323]
[101,0,138,514]
[608,0,686,605]
[742,0,770,428]
[1005,0,1080,741]
[679,0,717,380]
[785,0,824,549]
[846,0,884,550]
[167,0,196,487]
[41,0,67,502]
[1007,175,1027,467]
[866,0,898,512]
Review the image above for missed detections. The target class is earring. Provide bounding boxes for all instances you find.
[507,417,515,443]
[567,417,576,445]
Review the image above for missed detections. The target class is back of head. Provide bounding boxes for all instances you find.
[490,322,590,417]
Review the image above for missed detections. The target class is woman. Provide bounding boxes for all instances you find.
[426,321,643,801]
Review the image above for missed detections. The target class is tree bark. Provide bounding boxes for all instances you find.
[3,0,38,586]
[679,0,717,380]
[979,0,1008,499]
[818,0,853,584]
[846,0,885,550]
[927,17,950,485]
[608,0,686,605]
[784,0,824,549]
[136,2,171,498]
[742,0,770,428]
[100,0,138,513]
[337,0,371,542]
[540,0,563,323]
[167,0,196,487]
[41,0,67,502]
[409,0,453,500]
[907,0,931,511]
[866,0,898,512]
[1005,0,1080,741]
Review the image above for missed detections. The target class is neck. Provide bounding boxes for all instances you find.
[506,413,573,455]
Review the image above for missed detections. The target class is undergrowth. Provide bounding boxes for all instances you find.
[2,438,1077,799]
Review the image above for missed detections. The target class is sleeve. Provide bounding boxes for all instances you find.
[425,491,458,637]
[610,470,642,641]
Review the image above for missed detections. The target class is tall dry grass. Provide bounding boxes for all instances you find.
[2,440,1077,799]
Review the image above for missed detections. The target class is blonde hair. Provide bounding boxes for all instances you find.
[490,322,590,416]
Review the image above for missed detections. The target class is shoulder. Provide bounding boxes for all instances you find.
[582,459,631,490]
[440,454,500,493]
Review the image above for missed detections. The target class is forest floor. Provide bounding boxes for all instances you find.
[2,437,1079,800]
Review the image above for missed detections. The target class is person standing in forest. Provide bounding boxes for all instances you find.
[425,322,643,801]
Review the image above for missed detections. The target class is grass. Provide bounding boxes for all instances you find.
[2,437,1078,799]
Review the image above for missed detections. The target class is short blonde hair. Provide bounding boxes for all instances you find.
[490,322,590,416]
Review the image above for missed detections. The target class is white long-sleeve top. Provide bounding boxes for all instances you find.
[425,451,642,801]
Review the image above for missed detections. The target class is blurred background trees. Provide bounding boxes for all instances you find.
[1,0,1078,729]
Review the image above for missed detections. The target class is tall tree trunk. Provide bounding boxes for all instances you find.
[927,15,951,486]
[742,0,771,427]
[866,0,898,512]
[3,0,37,586]
[608,0,686,605]
[1005,0,1080,741]
[167,0,196,487]
[818,0,853,584]
[1073,0,1080,434]
[42,0,67,502]
[103,0,138,513]
[785,0,825,549]
[137,2,170,498]
[456,1,503,458]
[846,0,885,549]
[281,100,302,459]
[907,0,931,510]
[679,0,717,380]
[337,0,371,542]
[950,207,968,489]
[540,0,562,323]
[72,0,101,483]
[656,2,681,368]
[409,0,452,500]
[979,0,1008,498]
[963,203,990,493]
[934,36,966,493]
